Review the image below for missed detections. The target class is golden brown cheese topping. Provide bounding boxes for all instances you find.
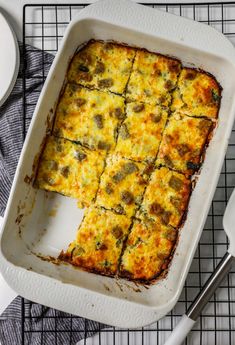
[34,40,221,283]
[119,216,177,281]
[138,166,191,228]
[157,112,212,175]
[115,102,168,162]
[35,136,105,207]
[127,50,181,106]
[96,155,149,217]
[171,68,221,119]
[53,84,125,151]
[59,207,131,276]
[68,40,136,94]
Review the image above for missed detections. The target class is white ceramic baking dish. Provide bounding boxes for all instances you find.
[1,0,235,328]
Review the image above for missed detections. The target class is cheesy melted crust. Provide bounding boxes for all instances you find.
[96,155,148,217]
[157,112,212,175]
[59,207,131,276]
[53,84,125,151]
[68,40,136,94]
[34,40,222,283]
[119,216,177,281]
[138,166,191,228]
[171,68,221,119]
[36,136,105,207]
[127,50,181,106]
[115,102,168,162]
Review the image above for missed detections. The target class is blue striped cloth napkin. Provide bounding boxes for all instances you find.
[0,43,104,345]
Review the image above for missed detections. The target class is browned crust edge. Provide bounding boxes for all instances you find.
[58,250,117,278]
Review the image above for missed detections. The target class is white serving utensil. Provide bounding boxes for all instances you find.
[164,189,235,345]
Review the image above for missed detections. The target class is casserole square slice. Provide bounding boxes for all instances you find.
[115,102,168,162]
[35,136,106,208]
[53,84,125,151]
[59,206,132,276]
[171,67,221,119]
[157,112,213,175]
[138,166,191,228]
[96,155,149,217]
[119,215,177,281]
[68,40,136,94]
[126,50,181,107]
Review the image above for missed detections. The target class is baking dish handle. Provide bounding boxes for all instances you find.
[73,0,235,64]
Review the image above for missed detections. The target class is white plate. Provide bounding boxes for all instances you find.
[0,11,19,107]
[1,0,235,328]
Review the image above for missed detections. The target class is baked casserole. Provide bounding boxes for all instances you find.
[35,40,221,283]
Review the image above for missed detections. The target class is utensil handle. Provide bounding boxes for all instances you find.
[164,251,234,345]
[187,251,234,320]
[164,314,195,345]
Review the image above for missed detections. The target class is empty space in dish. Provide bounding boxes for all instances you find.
[1,0,235,328]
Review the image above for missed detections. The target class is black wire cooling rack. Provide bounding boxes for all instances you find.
[21,2,235,345]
